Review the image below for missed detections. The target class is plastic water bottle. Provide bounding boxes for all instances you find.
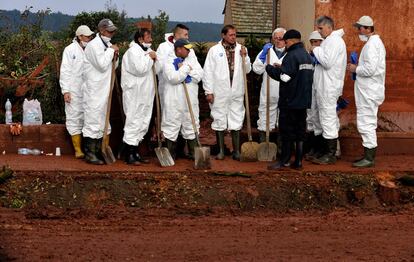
[5,99,12,124]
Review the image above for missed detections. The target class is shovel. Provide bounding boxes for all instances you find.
[153,65,175,167]
[240,53,259,162]
[101,57,117,164]
[258,49,277,161]
[182,82,211,170]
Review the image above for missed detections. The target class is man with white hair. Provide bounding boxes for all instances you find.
[310,16,347,165]
[60,25,94,159]
[253,27,286,144]
[346,16,386,168]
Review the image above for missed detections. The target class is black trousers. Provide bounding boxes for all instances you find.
[278,108,307,142]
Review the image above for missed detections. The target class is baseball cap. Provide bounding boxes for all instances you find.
[98,18,117,32]
[354,16,374,27]
[283,29,301,40]
[174,38,193,50]
[75,25,94,37]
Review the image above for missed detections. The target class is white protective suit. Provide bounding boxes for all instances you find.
[203,42,251,131]
[312,29,347,139]
[60,40,85,136]
[253,47,285,131]
[121,41,160,146]
[82,34,117,139]
[161,54,204,141]
[354,35,386,149]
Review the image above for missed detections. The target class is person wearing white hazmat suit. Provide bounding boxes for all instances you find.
[82,18,119,165]
[60,25,94,159]
[253,27,286,144]
[203,25,251,161]
[121,29,159,165]
[310,16,347,165]
[347,16,386,168]
[161,39,204,160]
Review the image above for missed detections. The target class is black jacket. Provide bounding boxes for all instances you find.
[265,42,313,109]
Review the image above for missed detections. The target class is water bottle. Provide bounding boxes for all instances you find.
[5,99,12,124]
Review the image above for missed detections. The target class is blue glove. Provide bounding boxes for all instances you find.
[350,51,358,81]
[259,43,273,63]
[185,75,192,83]
[173,57,192,83]
[310,53,320,65]
[336,97,349,112]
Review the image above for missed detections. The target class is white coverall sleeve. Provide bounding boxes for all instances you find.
[124,51,153,77]
[202,50,215,95]
[187,59,204,84]
[244,51,252,73]
[252,50,266,75]
[356,44,380,77]
[313,40,338,70]
[164,63,192,84]
[86,46,115,73]
[156,45,169,72]
[59,48,73,95]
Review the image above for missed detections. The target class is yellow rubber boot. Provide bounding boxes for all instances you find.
[71,134,85,159]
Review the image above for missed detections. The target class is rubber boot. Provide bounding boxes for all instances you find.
[165,139,177,160]
[305,134,323,161]
[231,130,240,161]
[276,134,282,159]
[353,147,376,168]
[259,131,266,143]
[292,141,304,169]
[312,138,337,165]
[125,144,140,165]
[187,139,197,160]
[95,138,104,161]
[84,137,104,165]
[71,134,85,159]
[176,135,188,159]
[268,140,292,170]
[215,131,225,160]
[133,145,149,164]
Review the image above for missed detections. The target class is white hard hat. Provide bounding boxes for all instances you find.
[354,16,374,27]
[309,30,323,41]
[75,25,94,37]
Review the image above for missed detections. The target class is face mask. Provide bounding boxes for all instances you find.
[80,41,88,48]
[101,35,111,43]
[359,34,369,42]
[142,42,152,48]
[275,47,285,53]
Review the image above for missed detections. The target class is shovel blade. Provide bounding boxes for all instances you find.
[155,147,175,167]
[194,146,211,170]
[257,142,277,162]
[240,141,259,162]
[101,145,116,164]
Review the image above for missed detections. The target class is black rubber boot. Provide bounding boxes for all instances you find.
[84,137,104,165]
[292,141,304,169]
[132,145,149,164]
[215,131,225,160]
[231,130,240,161]
[312,138,337,165]
[276,134,282,160]
[125,144,140,165]
[353,147,376,168]
[165,139,177,160]
[305,134,324,161]
[95,138,104,162]
[258,131,266,143]
[187,139,197,160]
[268,140,292,170]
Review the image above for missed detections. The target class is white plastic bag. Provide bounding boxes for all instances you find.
[23,98,43,126]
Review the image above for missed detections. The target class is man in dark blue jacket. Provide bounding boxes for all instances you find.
[265,29,313,170]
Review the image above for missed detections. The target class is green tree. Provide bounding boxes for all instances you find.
[151,10,169,49]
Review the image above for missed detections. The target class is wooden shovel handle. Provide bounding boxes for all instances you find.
[102,57,117,147]
[265,49,271,144]
[242,51,253,142]
[152,65,163,148]
[182,82,202,147]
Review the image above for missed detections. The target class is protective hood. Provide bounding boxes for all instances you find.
[331,29,345,38]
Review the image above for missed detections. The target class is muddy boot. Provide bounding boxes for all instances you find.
[124,144,140,165]
[187,139,197,160]
[292,141,304,169]
[268,140,291,170]
[133,145,149,164]
[71,134,84,159]
[215,131,225,160]
[176,135,188,159]
[95,138,105,162]
[231,130,241,161]
[312,138,337,165]
[305,134,323,161]
[353,147,376,168]
[165,139,177,160]
[276,134,282,159]
[258,131,266,143]
[84,137,104,165]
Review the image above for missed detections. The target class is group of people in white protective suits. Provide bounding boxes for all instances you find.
[60,14,385,168]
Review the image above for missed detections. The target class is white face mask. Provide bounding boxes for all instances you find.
[359,34,369,42]
[275,47,285,53]
[80,41,88,48]
[101,35,111,43]
[142,42,152,48]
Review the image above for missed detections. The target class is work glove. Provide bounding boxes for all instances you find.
[173,57,192,83]
[336,97,349,112]
[259,43,273,63]
[350,51,358,81]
